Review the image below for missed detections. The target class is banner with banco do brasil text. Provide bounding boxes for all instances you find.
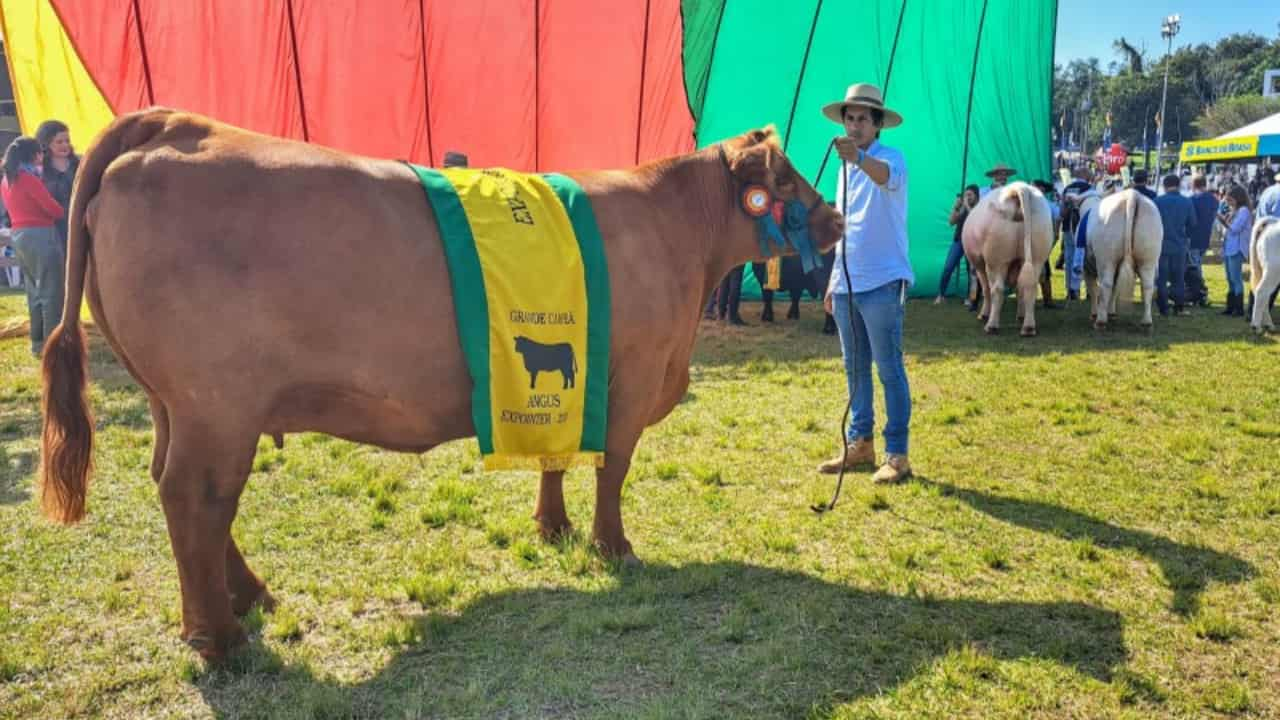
[1180,136,1260,163]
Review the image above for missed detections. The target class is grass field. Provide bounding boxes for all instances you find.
[1,271,1278,719]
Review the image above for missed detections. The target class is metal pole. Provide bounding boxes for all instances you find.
[1156,34,1172,176]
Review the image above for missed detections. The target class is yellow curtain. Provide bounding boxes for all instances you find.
[0,0,115,141]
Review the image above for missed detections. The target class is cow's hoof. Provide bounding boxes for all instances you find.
[984,326,999,335]
[232,587,276,617]
[537,517,574,543]
[618,553,644,570]
[978,314,989,323]
[1020,326,1037,337]
[183,623,248,663]
[1093,321,1107,331]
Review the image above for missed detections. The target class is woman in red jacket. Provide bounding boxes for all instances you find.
[1,136,66,357]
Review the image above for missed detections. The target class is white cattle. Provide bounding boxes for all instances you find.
[1249,217,1280,333]
[961,182,1054,336]
[1084,189,1162,329]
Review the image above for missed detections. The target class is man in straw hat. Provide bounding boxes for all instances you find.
[980,163,1017,199]
[817,83,913,484]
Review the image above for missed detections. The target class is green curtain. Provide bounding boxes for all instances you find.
[683,0,1057,299]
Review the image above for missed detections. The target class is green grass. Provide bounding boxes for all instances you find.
[2,270,1279,719]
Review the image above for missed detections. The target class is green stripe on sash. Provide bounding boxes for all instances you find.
[406,164,494,453]
[543,174,611,453]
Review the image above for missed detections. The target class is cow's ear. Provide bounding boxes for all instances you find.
[728,142,799,201]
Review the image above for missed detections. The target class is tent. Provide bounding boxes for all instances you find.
[0,0,1056,298]
[1179,111,1280,164]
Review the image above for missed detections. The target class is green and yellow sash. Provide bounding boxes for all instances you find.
[407,165,610,471]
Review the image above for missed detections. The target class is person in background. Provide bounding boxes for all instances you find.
[1217,184,1253,317]
[1153,174,1196,317]
[1130,169,1157,202]
[1257,170,1280,221]
[1061,168,1099,301]
[0,136,66,356]
[1186,175,1217,307]
[980,163,1015,200]
[935,184,979,304]
[34,119,78,248]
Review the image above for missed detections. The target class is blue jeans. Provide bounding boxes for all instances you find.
[1156,252,1187,313]
[937,241,965,297]
[832,280,911,455]
[1224,253,1245,296]
[1185,248,1206,302]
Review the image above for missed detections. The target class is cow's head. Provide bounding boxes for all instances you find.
[513,336,530,352]
[723,127,844,255]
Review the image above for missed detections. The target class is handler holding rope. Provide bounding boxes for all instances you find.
[818,83,913,484]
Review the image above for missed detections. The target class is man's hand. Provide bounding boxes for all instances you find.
[824,291,834,315]
[834,137,861,164]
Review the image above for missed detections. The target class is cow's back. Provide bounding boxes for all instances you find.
[85,115,473,447]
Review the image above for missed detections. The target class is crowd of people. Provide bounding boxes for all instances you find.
[1,120,79,357]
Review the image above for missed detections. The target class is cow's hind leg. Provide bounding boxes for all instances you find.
[149,395,170,484]
[985,265,1007,334]
[1139,260,1158,329]
[1252,267,1279,333]
[158,414,259,661]
[227,538,274,616]
[534,470,573,540]
[1018,262,1039,337]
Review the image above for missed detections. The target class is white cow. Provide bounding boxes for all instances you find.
[1249,217,1280,334]
[961,181,1054,336]
[1085,189,1162,329]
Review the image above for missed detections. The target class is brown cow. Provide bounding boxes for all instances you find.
[38,109,842,660]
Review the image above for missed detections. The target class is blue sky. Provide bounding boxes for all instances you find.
[1055,1,1279,69]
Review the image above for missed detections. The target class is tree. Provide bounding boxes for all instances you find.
[1193,95,1280,138]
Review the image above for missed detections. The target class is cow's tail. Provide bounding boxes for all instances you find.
[40,108,174,524]
[1249,218,1271,292]
[1113,191,1139,315]
[1013,184,1039,293]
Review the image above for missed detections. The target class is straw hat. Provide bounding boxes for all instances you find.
[985,163,1018,178]
[821,83,903,128]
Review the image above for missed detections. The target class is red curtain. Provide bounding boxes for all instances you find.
[51,0,694,170]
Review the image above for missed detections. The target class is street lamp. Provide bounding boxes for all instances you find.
[1155,13,1181,176]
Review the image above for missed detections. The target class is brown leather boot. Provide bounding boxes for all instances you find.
[872,454,913,484]
[818,437,875,474]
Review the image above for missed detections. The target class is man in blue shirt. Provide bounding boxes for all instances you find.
[1186,175,1217,307]
[1131,169,1158,202]
[1154,174,1197,317]
[818,83,913,484]
[1258,171,1280,220]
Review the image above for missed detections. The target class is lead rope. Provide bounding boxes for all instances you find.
[811,156,856,514]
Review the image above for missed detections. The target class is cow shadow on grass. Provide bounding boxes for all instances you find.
[194,561,1127,719]
[919,479,1257,617]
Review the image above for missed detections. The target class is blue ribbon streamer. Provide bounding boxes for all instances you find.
[755,200,826,274]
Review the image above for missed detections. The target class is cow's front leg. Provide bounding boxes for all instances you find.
[534,470,573,540]
[529,371,538,389]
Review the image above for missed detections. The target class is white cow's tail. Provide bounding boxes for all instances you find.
[1013,184,1039,292]
[1113,191,1138,314]
[1249,218,1272,292]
